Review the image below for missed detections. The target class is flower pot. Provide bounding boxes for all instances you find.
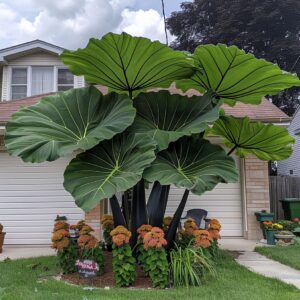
[255,212,275,222]
[275,233,295,246]
[0,232,6,253]
[266,229,277,245]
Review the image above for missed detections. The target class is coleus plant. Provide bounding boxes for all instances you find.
[4,32,299,250]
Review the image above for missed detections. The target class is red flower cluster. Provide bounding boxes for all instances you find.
[143,227,167,250]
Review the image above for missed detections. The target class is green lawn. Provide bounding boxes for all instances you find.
[256,244,300,271]
[0,251,299,300]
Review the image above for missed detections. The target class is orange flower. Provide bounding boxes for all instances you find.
[163,216,172,227]
[54,221,69,231]
[52,237,70,250]
[79,225,94,235]
[137,224,153,240]
[209,229,221,240]
[101,214,114,230]
[143,227,167,250]
[209,219,221,230]
[76,220,86,230]
[110,226,131,247]
[193,229,213,248]
[51,229,69,242]
[183,218,198,235]
[77,234,98,249]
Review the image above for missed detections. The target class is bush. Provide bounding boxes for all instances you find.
[57,240,78,274]
[170,244,215,287]
[111,226,136,287]
[81,247,105,275]
[142,227,169,288]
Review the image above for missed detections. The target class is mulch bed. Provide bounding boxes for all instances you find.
[61,251,152,288]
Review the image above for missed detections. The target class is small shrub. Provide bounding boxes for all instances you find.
[111,226,136,287]
[170,244,215,287]
[51,219,78,274]
[142,227,169,288]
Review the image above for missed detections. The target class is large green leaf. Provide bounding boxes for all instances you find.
[60,32,195,96]
[176,44,300,105]
[63,133,156,212]
[5,87,136,163]
[209,116,295,160]
[129,90,221,150]
[143,136,238,195]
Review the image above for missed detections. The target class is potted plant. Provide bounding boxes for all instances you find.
[275,230,295,246]
[255,210,275,222]
[0,223,6,253]
[262,221,280,245]
[293,227,300,237]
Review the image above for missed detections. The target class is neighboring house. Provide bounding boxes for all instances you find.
[0,41,291,245]
[278,106,300,176]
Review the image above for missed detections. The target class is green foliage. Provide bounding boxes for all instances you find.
[81,246,105,275]
[64,133,156,211]
[176,44,300,106]
[112,244,136,287]
[57,240,78,274]
[129,90,221,150]
[60,32,195,96]
[144,136,238,195]
[136,241,150,274]
[278,220,300,232]
[170,245,215,287]
[143,248,169,288]
[5,87,135,163]
[210,116,295,160]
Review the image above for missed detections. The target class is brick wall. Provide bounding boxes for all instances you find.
[244,156,270,239]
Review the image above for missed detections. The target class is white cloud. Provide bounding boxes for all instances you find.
[0,0,172,49]
[117,9,172,43]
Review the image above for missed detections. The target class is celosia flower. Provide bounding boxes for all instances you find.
[143,227,167,250]
[77,234,98,249]
[51,229,69,242]
[101,214,114,230]
[76,220,86,230]
[193,229,212,248]
[183,218,198,235]
[52,237,70,250]
[209,229,221,240]
[137,224,153,240]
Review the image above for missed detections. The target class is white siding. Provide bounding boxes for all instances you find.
[0,153,84,245]
[1,66,8,101]
[278,108,300,176]
[0,67,2,101]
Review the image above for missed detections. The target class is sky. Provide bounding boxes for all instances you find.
[0,0,188,49]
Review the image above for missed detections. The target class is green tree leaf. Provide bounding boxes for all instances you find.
[209,116,295,160]
[5,87,136,163]
[64,133,156,212]
[176,44,300,105]
[129,90,221,150]
[60,32,195,96]
[143,136,238,195]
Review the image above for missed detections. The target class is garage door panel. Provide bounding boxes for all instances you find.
[0,154,84,245]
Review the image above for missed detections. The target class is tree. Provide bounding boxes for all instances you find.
[167,0,300,115]
[4,32,299,250]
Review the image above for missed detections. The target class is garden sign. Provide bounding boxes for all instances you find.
[75,259,99,278]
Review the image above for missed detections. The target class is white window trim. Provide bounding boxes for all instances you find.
[8,65,75,100]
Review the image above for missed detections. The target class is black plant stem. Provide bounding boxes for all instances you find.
[227,145,237,156]
[123,190,131,227]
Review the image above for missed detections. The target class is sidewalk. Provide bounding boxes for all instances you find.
[0,246,55,261]
[236,251,300,289]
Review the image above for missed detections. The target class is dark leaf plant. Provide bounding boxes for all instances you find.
[4,32,299,249]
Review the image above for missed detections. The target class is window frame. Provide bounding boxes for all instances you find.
[10,66,29,100]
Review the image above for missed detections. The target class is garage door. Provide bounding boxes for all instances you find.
[166,159,243,237]
[0,153,84,245]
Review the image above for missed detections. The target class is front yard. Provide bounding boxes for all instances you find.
[256,243,300,271]
[0,251,299,300]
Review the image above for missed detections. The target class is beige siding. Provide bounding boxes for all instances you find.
[0,67,2,101]
[1,66,8,101]
[8,52,64,66]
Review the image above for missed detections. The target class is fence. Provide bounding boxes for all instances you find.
[269,175,300,219]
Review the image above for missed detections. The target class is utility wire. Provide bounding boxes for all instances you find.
[161,0,169,45]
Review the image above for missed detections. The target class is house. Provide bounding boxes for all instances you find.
[278,106,300,176]
[0,40,291,245]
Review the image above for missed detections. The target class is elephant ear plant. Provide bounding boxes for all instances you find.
[5,32,299,250]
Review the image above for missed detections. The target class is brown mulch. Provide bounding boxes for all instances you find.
[61,251,152,288]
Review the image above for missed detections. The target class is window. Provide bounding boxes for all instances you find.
[32,66,54,96]
[10,66,75,100]
[11,68,27,100]
[57,68,74,91]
